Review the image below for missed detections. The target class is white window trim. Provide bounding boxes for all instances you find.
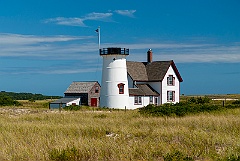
[167,91,175,102]
[167,75,175,86]
[134,96,142,105]
[149,96,153,104]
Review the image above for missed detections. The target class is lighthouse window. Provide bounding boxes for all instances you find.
[117,83,125,94]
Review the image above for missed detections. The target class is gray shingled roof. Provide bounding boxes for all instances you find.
[127,60,183,82]
[64,81,98,94]
[51,97,79,104]
[145,61,172,81]
[126,61,148,81]
[129,84,159,96]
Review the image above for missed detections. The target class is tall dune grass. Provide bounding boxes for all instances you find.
[0,105,240,160]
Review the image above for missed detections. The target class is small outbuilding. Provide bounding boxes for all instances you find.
[64,81,100,107]
[49,97,81,109]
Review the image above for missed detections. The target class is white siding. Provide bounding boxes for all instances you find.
[66,98,81,106]
[128,96,151,109]
[148,82,162,105]
[161,65,180,104]
[100,54,129,109]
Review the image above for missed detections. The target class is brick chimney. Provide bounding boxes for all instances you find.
[147,49,153,63]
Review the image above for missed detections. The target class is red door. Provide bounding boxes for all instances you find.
[91,98,97,107]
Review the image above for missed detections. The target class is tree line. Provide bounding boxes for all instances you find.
[0,91,61,106]
[0,91,61,100]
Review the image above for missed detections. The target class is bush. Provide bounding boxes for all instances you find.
[63,105,81,111]
[138,95,237,117]
[232,100,240,105]
[187,96,210,104]
[0,94,22,106]
[139,103,224,117]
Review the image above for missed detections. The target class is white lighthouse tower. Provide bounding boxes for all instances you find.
[100,47,129,109]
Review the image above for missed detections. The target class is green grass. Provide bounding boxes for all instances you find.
[0,98,239,160]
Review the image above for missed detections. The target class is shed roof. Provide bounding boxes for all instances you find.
[50,97,80,104]
[129,84,159,96]
[64,81,99,94]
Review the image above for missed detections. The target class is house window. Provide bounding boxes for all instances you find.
[95,86,99,93]
[167,75,175,86]
[117,83,125,94]
[149,96,153,104]
[167,91,175,102]
[134,96,142,105]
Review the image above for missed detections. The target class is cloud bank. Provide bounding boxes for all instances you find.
[1,33,240,75]
[1,33,240,63]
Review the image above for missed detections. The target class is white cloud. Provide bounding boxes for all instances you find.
[157,53,240,63]
[115,10,136,17]
[44,12,113,27]
[0,33,91,45]
[0,33,98,61]
[110,42,240,63]
[1,33,240,64]
[0,65,101,75]
[1,34,240,77]
[84,12,113,21]
[44,17,86,27]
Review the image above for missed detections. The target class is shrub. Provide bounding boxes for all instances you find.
[188,97,196,104]
[29,98,35,102]
[63,105,81,111]
[0,94,22,106]
[139,103,224,117]
[187,96,210,104]
[232,100,240,105]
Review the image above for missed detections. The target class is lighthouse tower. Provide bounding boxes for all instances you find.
[100,47,129,109]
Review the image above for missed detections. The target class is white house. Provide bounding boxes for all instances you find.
[100,48,183,109]
[127,49,183,109]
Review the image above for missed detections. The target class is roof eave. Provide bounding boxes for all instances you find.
[170,60,183,82]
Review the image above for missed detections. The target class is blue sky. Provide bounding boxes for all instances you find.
[0,0,240,96]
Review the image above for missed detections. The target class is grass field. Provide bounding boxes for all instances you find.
[0,97,240,160]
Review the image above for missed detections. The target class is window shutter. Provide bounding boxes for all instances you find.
[173,91,175,102]
[134,96,138,104]
[167,91,169,101]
